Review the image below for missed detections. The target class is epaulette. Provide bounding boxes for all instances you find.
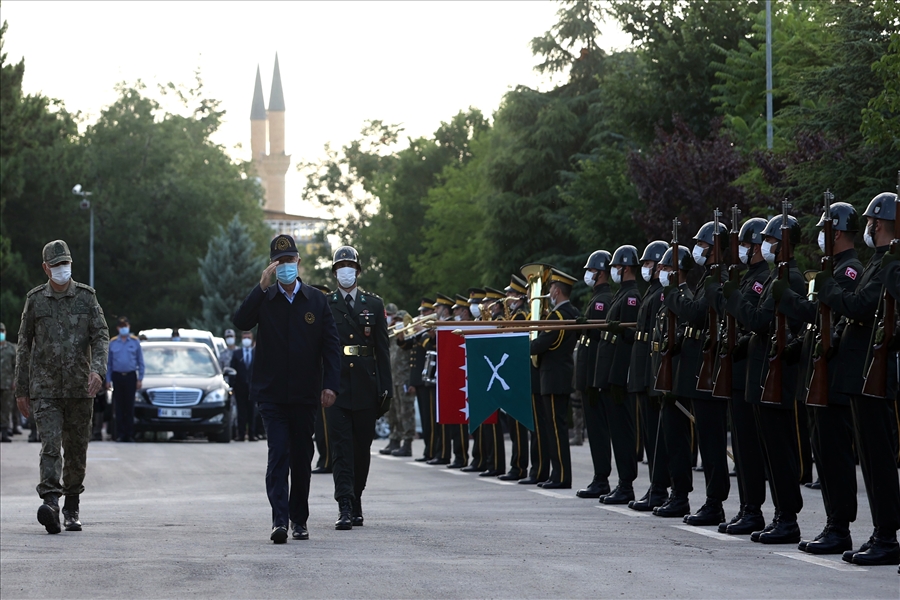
[74,282,96,294]
[129,334,140,340]
[26,284,46,297]
[360,288,382,300]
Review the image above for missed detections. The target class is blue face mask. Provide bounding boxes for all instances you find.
[276,262,298,285]
[118,327,130,337]
[0,332,5,342]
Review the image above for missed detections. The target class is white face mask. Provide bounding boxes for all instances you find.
[761,241,777,263]
[659,270,672,287]
[863,224,876,248]
[470,304,481,319]
[225,336,235,346]
[692,244,707,267]
[49,264,72,285]
[610,267,622,284]
[453,314,462,321]
[583,271,595,287]
[641,266,653,282]
[336,266,357,289]
[738,245,750,265]
[817,230,826,253]
[241,338,253,348]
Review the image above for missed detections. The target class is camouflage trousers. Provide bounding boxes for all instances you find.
[0,389,14,431]
[32,398,93,498]
[387,385,416,442]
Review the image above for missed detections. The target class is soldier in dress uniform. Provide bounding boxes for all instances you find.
[326,246,392,530]
[402,298,439,463]
[531,268,580,489]
[15,240,109,534]
[0,322,17,443]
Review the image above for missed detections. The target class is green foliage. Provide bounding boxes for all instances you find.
[861,0,900,149]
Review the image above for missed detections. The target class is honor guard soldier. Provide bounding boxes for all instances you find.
[575,251,614,498]
[309,284,335,474]
[327,245,392,530]
[15,240,109,534]
[593,245,643,504]
[402,298,439,462]
[815,191,900,566]
[724,212,807,544]
[1,322,17,442]
[530,268,580,489]
[626,241,669,511]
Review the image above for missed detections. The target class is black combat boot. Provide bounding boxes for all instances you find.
[683,498,725,526]
[391,440,412,457]
[351,496,364,527]
[843,530,875,563]
[335,497,353,530]
[803,520,852,555]
[37,494,61,534]
[758,512,801,544]
[629,486,668,512]
[719,506,743,533]
[849,529,900,566]
[600,485,635,505]
[1,429,11,442]
[726,504,765,535]
[751,510,780,542]
[653,492,690,518]
[379,440,400,455]
[62,495,82,531]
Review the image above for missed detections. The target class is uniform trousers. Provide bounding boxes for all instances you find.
[1,388,14,432]
[415,386,439,460]
[471,425,485,469]
[730,389,766,507]
[754,403,803,515]
[638,392,669,491]
[851,395,900,531]
[691,397,730,502]
[111,371,137,441]
[810,404,856,524]
[326,404,376,502]
[600,388,638,489]
[234,384,257,440]
[502,411,528,477]
[528,394,550,481]
[476,419,505,473]
[582,387,611,485]
[661,395,693,496]
[313,405,332,470]
[540,393,571,485]
[32,397,93,499]
[796,400,813,484]
[442,423,469,465]
[257,402,315,528]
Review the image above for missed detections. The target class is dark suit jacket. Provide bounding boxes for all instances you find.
[229,346,255,392]
[232,281,341,405]
[531,301,580,395]
[628,280,662,393]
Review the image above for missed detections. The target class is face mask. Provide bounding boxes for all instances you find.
[118,327,130,337]
[549,292,558,308]
[583,271,595,287]
[641,266,653,282]
[692,244,707,267]
[817,230,826,253]
[0,332,6,342]
[225,336,235,346]
[275,262,298,285]
[738,245,750,264]
[336,266,357,289]
[470,304,482,319]
[49,264,72,285]
[863,224,876,248]
[453,315,462,321]
[659,271,672,287]
[761,241,777,263]
[241,338,253,348]
[611,268,622,284]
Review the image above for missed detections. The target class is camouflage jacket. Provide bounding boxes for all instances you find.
[0,341,16,390]
[390,337,411,390]
[15,280,109,398]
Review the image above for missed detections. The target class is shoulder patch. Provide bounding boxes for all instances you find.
[129,334,140,340]
[331,293,339,303]
[844,266,858,281]
[26,284,46,297]
[752,281,764,295]
[627,297,638,307]
[659,292,664,302]
[594,301,605,312]
[360,289,382,300]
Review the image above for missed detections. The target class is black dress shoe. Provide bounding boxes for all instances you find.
[335,497,353,530]
[804,478,821,490]
[291,522,309,540]
[498,472,525,481]
[751,511,780,542]
[799,518,834,551]
[427,458,450,465]
[351,497,364,527]
[271,526,288,544]
[683,499,725,526]
[843,533,874,563]
[850,533,900,565]
[248,436,259,442]
[479,469,504,477]
[539,481,571,489]
[447,462,465,469]
[653,494,690,518]
[414,456,431,462]
[630,491,668,512]
[600,486,635,505]
[576,481,610,499]
[726,507,765,535]
[804,528,852,555]
[461,464,487,472]
[518,477,545,485]
[758,515,801,545]
[62,496,81,531]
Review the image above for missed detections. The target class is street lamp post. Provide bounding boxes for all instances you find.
[72,184,94,288]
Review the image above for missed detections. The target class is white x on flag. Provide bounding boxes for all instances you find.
[484,353,510,391]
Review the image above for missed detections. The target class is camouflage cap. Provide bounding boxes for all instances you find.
[42,240,72,266]
[384,303,399,315]
[0,322,5,330]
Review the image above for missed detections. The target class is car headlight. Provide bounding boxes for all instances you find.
[203,389,226,404]
[135,391,145,403]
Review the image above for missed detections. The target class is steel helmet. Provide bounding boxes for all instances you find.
[738,218,768,245]
[761,215,802,246]
[639,241,668,263]
[660,245,694,272]
[610,245,639,267]
[816,201,859,232]
[583,250,612,271]
[862,192,897,221]
[332,245,360,271]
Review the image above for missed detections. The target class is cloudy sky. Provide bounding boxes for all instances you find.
[3,1,631,216]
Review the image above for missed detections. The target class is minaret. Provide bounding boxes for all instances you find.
[264,54,290,214]
[250,66,268,198]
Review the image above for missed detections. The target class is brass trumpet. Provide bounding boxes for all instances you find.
[388,313,436,338]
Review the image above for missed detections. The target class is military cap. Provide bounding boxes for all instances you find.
[505,274,527,295]
[418,297,435,312]
[224,328,235,337]
[270,234,299,261]
[467,288,486,303]
[435,293,455,308]
[549,268,578,287]
[484,287,505,300]
[42,239,72,266]
[385,303,399,315]
[310,284,331,294]
[117,316,130,326]
[453,294,470,309]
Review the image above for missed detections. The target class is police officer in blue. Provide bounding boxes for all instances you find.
[106,316,144,443]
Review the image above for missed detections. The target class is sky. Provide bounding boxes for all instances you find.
[2,1,632,217]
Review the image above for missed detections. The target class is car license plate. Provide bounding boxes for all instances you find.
[158,408,191,418]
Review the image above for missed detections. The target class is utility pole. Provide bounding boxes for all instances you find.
[766,0,773,150]
[72,184,94,288]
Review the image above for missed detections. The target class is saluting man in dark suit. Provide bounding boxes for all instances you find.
[233,234,341,544]
[327,246,392,530]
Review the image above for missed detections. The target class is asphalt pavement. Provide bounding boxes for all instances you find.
[1,432,898,599]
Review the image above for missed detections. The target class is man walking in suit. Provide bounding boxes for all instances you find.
[230,331,258,441]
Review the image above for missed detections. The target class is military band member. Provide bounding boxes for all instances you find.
[403,298,439,463]
[471,288,507,478]
[429,293,468,468]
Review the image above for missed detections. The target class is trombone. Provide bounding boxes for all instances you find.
[520,263,552,367]
[388,313,436,338]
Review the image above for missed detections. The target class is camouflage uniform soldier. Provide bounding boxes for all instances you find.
[15,240,109,534]
[379,305,414,457]
[1,322,17,442]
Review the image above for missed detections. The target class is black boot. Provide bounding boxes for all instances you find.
[600,485,635,505]
[351,496,364,527]
[653,493,690,518]
[726,505,765,535]
[576,480,610,499]
[843,530,875,563]
[37,494,61,534]
[629,487,668,512]
[751,511,781,542]
[758,512,801,544]
[803,521,852,555]
[379,440,400,455]
[1,429,11,442]
[850,530,900,566]
[335,497,353,530]
[391,440,412,457]
[719,506,744,533]
[683,498,725,526]
[62,495,82,531]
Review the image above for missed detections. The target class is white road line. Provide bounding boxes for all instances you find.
[528,489,572,499]
[671,525,740,541]
[440,469,466,476]
[480,478,516,486]
[774,552,868,572]
[597,505,652,518]
[86,457,120,461]
[375,454,401,461]
[408,462,432,468]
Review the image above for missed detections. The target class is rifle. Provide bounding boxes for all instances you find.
[697,208,724,392]
[712,205,741,399]
[806,190,835,407]
[862,172,900,398]
[761,200,792,405]
[654,218,680,393]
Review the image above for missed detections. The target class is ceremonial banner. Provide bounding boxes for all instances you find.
[464,333,533,433]
[436,328,469,424]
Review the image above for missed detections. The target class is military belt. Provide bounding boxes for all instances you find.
[846,319,868,327]
[600,331,617,343]
[343,345,374,357]
[635,331,651,342]
[652,342,662,352]
[684,327,705,340]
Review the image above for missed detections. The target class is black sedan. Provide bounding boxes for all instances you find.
[134,342,236,442]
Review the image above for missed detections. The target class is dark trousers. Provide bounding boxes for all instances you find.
[692,397,730,502]
[112,371,137,441]
[600,388,638,489]
[481,420,505,473]
[638,392,669,492]
[731,389,766,507]
[314,405,332,469]
[810,404,856,525]
[583,387,611,485]
[257,402,315,528]
[235,385,257,440]
[754,403,803,515]
[528,394,550,481]
[851,396,900,531]
[416,386,438,460]
[443,423,469,465]
[541,393,571,485]
[326,404,376,502]
[503,411,528,477]
[796,400,813,484]
[662,395,693,496]
[471,425,485,469]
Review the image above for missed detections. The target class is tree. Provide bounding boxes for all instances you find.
[190,215,266,334]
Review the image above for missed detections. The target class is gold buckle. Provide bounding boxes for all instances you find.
[343,346,360,356]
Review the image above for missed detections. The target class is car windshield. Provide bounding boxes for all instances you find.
[143,346,218,377]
